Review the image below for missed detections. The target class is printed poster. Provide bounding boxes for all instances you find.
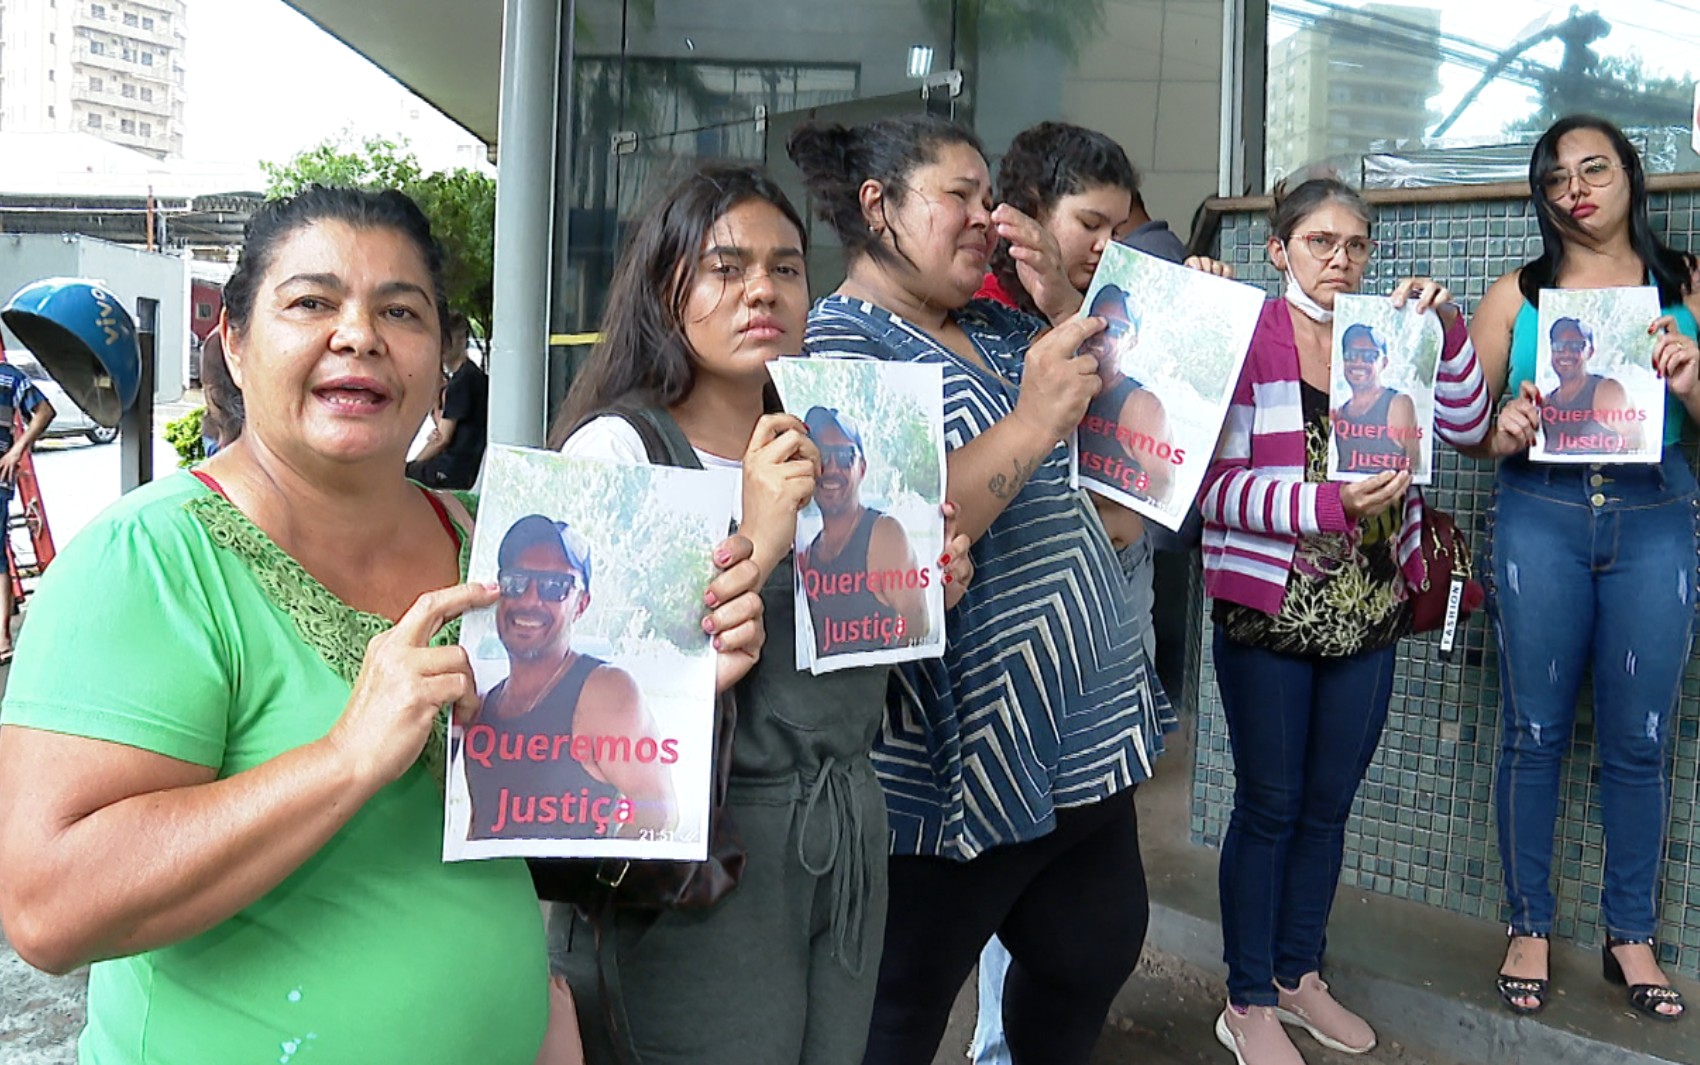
[1531,286,1664,464]
[445,444,736,862]
[768,357,948,675]
[1071,243,1264,530]
[1326,293,1442,485]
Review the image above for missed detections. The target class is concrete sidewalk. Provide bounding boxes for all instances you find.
[1,931,1440,1065]
[0,927,83,1065]
[931,947,1445,1065]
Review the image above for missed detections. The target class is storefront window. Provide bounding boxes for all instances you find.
[1266,1,1700,187]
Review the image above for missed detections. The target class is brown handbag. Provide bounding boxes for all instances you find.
[1409,500,1483,660]
[526,688,745,910]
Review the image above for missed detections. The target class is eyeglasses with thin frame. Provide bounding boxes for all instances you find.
[1540,157,1622,198]
[497,569,581,602]
[1294,231,1375,265]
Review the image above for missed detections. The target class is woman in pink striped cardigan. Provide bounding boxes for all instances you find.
[1202,179,1490,1065]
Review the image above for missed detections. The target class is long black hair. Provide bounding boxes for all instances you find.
[990,122,1137,316]
[549,163,807,448]
[1519,115,1696,308]
[786,114,983,275]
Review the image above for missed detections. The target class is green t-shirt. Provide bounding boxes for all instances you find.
[2,472,547,1064]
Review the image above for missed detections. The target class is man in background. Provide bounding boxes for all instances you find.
[407,311,487,489]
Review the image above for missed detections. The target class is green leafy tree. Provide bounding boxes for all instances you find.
[260,135,422,197]
[163,406,205,467]
[406,168,497,346]
[261,135,496,344]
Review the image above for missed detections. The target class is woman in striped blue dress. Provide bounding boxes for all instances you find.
[789,114,1175,1065]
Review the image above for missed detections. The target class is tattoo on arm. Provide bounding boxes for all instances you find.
[987,455,1041,501]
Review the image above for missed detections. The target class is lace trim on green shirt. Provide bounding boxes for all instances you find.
[181,488,472,778]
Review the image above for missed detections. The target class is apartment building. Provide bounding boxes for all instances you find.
[0,0,187,159]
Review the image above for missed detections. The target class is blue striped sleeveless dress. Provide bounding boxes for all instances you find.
[804,295,1175,861]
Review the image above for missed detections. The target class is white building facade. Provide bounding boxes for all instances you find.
[0,0,187,159]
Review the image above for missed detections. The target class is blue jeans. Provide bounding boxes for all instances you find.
[1214,630,1397,1007]
[969,937,1012,1065]
[1487,451,1698,940]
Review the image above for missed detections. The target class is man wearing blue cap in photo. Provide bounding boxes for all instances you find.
[464,514,677,840]
[1332,323,1423,476]
[796,406,930,658]
[1542,316,1643,455]
[1077,284,1177,504]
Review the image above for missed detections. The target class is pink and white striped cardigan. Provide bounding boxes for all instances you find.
[1201,298,1490,616]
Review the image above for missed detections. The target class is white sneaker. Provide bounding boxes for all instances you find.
[1274,973,1377,1054]
[1215,1004,1307,1065]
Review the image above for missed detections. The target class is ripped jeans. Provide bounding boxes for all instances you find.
[1487,449,1699,940]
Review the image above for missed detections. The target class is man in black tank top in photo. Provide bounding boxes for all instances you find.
[466,515,677,841]
[1331,323,1423,476]
[1543,316,1644,455]
[1077,284,1177,502]
[797,406,931,658]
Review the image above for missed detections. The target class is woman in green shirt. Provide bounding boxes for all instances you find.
[0,186,767,1063]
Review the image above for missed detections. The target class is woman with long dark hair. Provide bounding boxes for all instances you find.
[548,162,972,1065]
[1202,177,1488,1065]
[790,113,1174,1065]
[965,119,1221,1065]
[1471,115,1699,1022]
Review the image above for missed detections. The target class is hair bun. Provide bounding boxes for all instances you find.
[786,122,857,181]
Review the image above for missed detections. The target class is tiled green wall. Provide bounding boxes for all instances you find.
[1192,188,1700,977]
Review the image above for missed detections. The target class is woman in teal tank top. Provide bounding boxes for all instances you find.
[1468,115,1700,1023]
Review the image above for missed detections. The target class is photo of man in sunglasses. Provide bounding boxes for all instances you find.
[796,406,931,658]
[1541,316,1644,455]
[465,514,678,840]
[1331,323,1424,476]
[1077,284,1177,503]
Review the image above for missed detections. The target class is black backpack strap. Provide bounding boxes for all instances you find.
[572,399,702,471]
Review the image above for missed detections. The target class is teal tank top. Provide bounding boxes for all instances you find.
[1508,296,1698,448]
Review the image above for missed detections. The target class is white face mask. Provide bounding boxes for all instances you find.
[1282,255,1333,323]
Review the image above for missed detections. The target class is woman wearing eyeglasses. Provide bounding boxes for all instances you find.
[1469,115,1700,1022]
[1202,177,1489,1065]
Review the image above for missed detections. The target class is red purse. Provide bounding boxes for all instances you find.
[1409,502,1483,659]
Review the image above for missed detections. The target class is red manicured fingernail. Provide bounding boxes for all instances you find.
[944,574,954,585]
[940,553,952,567]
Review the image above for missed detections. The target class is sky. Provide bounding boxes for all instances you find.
[176,0,1699,171]
[181,0,488,174]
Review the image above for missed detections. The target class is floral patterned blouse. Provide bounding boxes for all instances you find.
[1213,382,1410,656]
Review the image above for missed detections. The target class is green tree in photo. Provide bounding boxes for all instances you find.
[262,136,496,346]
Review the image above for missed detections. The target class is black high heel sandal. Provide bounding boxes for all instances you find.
[1603,937,1686,1022]
[1497,930,1550,1016]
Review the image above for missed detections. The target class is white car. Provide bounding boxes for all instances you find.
[3,348,117,445]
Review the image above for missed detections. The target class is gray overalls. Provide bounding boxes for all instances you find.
[554,406,890,1065]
